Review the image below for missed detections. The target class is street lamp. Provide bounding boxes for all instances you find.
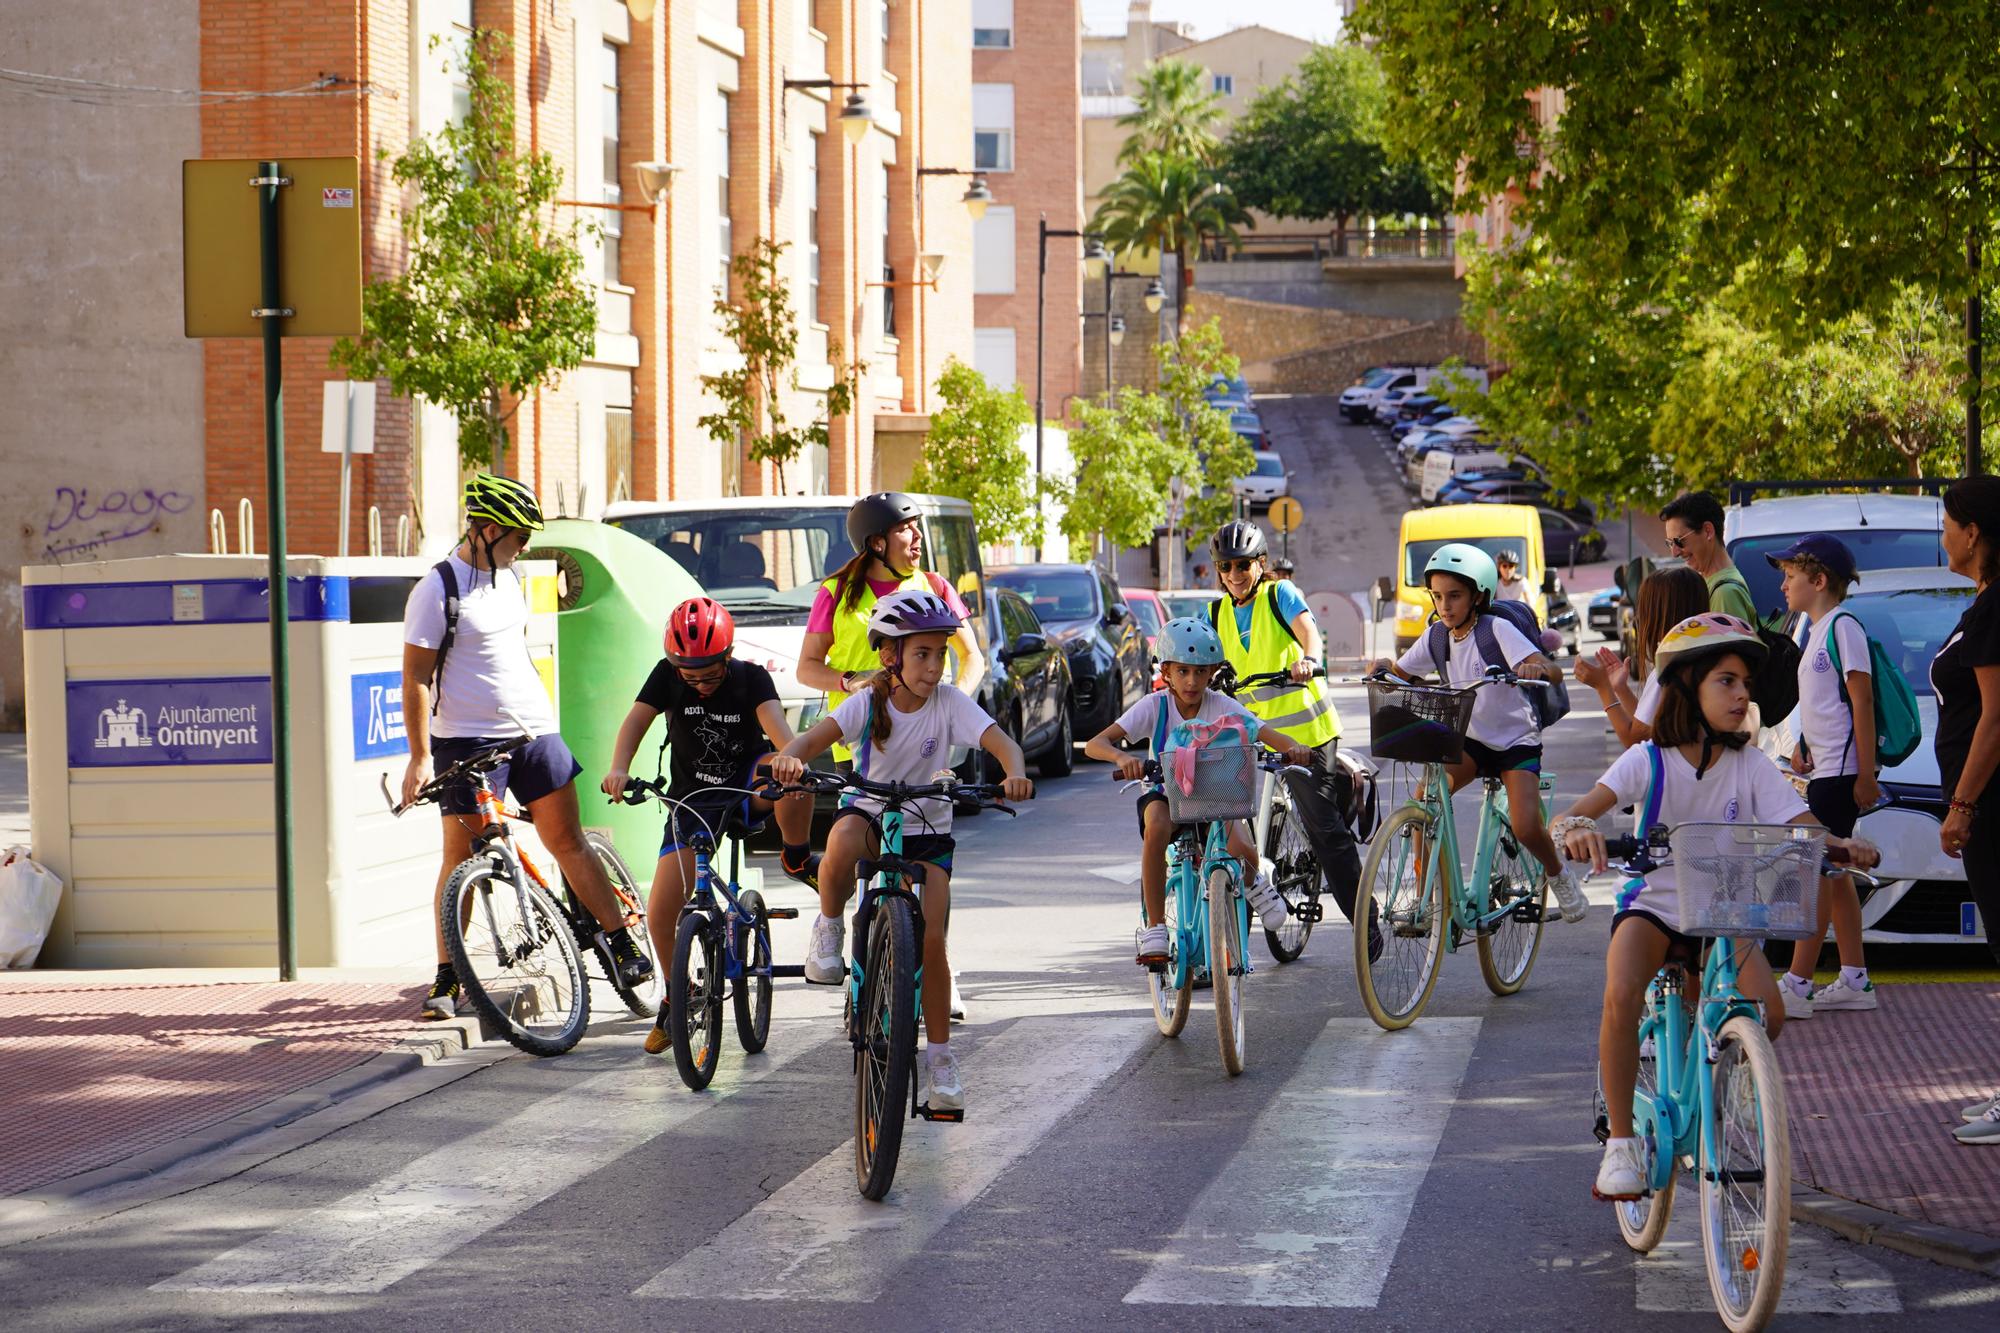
[1082,237,1110,280]
[1109,315,1126,346]
[557,161,680,216]
[782,78,874,144]
[1035,217,1107,559]
[917,166,993,221]
[1143,278,1165,313]
[1087,268,1167,403]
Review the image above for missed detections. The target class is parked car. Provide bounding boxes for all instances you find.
[1538,506,1608,566]
[1159,588,1226,622]
[1372,386,1429,427]
[1231,450,1290,510]
[1398,416,1484,465]
[1227,408,1269,450]
[1724,491,1949,622]
[1394,393,1442,422]
[985,562,1150,736]
[1390,406,1454,442]
[1587,586,1621,635]
[1433,460,1545,505]
[1420,444,1516,502]
[1124,587,1169,654]
[1338,365,1417,422]
[1205,374,1253,410]
[979,586,1076,778]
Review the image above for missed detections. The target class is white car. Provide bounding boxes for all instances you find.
[1231,451,1290,509]
[1338,365,1417,422]
[1724,491,1949,622]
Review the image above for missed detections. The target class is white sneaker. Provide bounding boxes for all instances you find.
[1244,873,1289,933]
[1778,974,1816,1020]
[804,912,846,984]
[1962,1092,2000,1123]
[1545,870,1588,923]
[1954,1103,2000,1145]
[1135,923,1169,965]
[1812,975,1879,1011]
[926,1043,965,1112]
[1593,1137,1646,1201]
[949,974,967,1023]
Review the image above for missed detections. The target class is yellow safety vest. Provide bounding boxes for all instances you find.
[820,566,929,759]
[1211,581,1340,747]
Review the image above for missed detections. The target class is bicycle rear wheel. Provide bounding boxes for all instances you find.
[732,889,774,1053]
[1207,868,1247,1076]
[443,858,589,1057]
[855,896,918,1200]
[1148,882,1192,1038]
[1476,826,1547,996]
[669,912,724,1090]
[1261,791,1319,964]
[1700,1015,1790,1333]
[584,831,661,1019]
[1354,806,1445,1031]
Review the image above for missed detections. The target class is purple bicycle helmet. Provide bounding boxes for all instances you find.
[867,589,961,648]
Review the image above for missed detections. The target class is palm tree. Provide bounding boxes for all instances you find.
[1117,58,1225,168]
[1090,152,1248,335]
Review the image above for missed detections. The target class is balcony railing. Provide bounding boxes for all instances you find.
[1199,228,1457,263]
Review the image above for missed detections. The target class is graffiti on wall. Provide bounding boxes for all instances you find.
[39,485,196,562]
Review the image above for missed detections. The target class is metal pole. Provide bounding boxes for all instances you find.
[338,384,354,558]
[1102,264,1113,400]
[1971,228,1984,477]
[1034,216,1047,561]
[256,160,297,982]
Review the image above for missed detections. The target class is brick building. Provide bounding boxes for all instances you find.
[0,0,972,725]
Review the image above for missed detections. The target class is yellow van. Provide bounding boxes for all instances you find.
[1391,503,1554,652]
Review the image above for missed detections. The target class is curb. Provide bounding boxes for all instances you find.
[1792,1185,2000,1278]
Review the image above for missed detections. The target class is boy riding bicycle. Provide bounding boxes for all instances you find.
[400,473,654,1020]
[770,589,1034,1113]
[599,595,816,1055]
[1083,616,1312,966]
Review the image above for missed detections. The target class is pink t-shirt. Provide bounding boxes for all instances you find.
[806,571,969,634]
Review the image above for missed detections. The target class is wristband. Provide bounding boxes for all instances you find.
[1550,814,1599,842]
[1949,798,1978,817]
[840,672,854,693]
[1604,699,1624,712]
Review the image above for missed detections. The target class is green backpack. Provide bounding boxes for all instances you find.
[1825,610,1922,768]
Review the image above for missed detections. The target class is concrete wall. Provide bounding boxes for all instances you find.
[1193,257,1464,321]
[1186,290,1407,369]
[0,1,207,730]
[1256,319,1487,395]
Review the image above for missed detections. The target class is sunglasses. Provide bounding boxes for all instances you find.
[677,664,728,685]
[1217,559,1260,574]
[1664,533,1692,551]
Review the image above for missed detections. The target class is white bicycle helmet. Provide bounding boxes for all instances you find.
[867,588,961,648]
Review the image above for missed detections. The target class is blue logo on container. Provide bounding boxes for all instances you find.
[351,670,408,760]
[66,677,272,768]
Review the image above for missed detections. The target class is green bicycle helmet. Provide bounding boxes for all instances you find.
[1423,542,1498,607]
[463,473,545,532]
[1157,616,1226,666]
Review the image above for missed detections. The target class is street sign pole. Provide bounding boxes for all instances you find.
[253,161,297,982]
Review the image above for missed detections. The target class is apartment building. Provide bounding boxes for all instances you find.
[0,0,972,722]
[1454,87,1567,278]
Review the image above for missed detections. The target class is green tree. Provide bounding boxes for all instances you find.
[1117,57,1226,167]
[909,359,1039,543]
[699,238,861,493]
[1091,153,1248,333]
[1059,392,1185,558]
[1151,320,1256,545]
[1221,43,1447,235]
[334,30,597,471]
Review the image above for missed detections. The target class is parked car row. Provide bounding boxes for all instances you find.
[1203,375,1291,514]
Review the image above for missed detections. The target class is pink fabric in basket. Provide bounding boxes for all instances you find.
[1169,714,1254,795]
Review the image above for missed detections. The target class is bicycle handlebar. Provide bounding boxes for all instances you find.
[381,735,530,816]
[1599,829,1859,876]
[1226,663,1326,695]
[771,766,1022,812]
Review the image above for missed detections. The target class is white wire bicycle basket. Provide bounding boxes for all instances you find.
[1163,743,1259,824]
[1670,822,1824,940]
[1366,679,1476,765]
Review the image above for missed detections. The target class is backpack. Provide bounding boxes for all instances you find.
[1824,610,1923,768]
[429,559,460,715]
[1711,568,1802,721]
[1424,603,1573,732]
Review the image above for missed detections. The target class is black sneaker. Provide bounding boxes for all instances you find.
[783,850,821,890]
[421,966,460,1020]
[1367,903,1385,964]
[602,927,655,988]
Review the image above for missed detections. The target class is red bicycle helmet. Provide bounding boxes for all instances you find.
[664,596,735,667]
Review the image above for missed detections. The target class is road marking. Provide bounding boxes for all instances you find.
[633,1015,1151,1303]
[153,1029,820,1295]
[1123,1017,1480,1308]
[1634,1205,1901,1314]
[1089,860,1143,885]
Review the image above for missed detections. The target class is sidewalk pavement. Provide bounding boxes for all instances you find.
[1782,981,2000,1271]
[0,969,459,1200]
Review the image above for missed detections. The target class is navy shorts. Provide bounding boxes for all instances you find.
[832,806,955,872]
[1611,907,1705,967]
[1461,738,1543,780]
[432,733,582,815]
[660,757,773,855]
[1806,774,1861,838]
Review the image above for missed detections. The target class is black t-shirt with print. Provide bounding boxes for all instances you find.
[1932,584,2000,805]
[636,658,780,799]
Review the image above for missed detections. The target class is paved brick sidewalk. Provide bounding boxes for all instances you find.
[1781,981,2000,1238]
[0,976,424,1197]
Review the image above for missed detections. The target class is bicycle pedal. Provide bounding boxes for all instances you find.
[764,906,800,920]
[917,1104,965,1123]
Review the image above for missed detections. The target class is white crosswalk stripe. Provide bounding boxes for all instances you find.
[152,1029,820,1295]
[1123,1017,1480,1308]
[632,1015,1153,1303]
[1633,1204,1902,1315]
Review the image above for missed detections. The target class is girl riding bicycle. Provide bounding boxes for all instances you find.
[1549,614,1880,1201]
[1083,617,1312,966]
[770,589,1034,1113]
[599,596,816,1056]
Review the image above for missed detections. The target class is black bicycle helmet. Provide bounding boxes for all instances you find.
[1210,519,1267,562]
[847,492,922,553]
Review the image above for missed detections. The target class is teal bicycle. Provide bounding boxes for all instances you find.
[1354,670,1552,1029]
[1590,822,1839,1333]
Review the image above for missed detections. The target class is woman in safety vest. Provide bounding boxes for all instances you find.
[1206,520,1369,951]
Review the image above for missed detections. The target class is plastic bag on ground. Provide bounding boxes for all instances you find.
[1,845,63,968]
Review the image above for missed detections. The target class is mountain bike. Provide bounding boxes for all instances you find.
[382,738,661,1056]
[777,768,1015,1201]
[1589,823,1839,1333]
[617,777,805,1090]
[1352,670,1552,1030]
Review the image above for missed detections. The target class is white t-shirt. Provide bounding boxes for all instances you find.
[831,683,997,838]
[403,554,558,740]
[1397,616,1541,750]
[1797,612,1872,778]
[1597,743,1809,929]
[1114,688,1259,760]
[1494,577,1530,604]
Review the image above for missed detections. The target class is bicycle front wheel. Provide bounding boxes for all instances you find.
[443,858,590,1057]
[669,912,724,1090]
[1207,868,1247,1076]
[732,889,774,1053]
[585,831,662,1019]
[1476,825,1547,996]
[1700,1015,1790,1333]
[855,897,918,1201]
[1261,791,1319,964]
[1148,883,1192,1038]
[1354,805,1445,1031]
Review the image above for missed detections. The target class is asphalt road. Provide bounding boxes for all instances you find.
[2,403,1992,1328]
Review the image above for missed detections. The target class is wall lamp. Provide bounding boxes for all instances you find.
[783,78,874,143]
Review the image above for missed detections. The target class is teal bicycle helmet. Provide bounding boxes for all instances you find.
[1423,542,1499,608]
[1157,616,1226,666]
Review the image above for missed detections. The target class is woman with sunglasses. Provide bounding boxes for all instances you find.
[601,597,815,1055]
